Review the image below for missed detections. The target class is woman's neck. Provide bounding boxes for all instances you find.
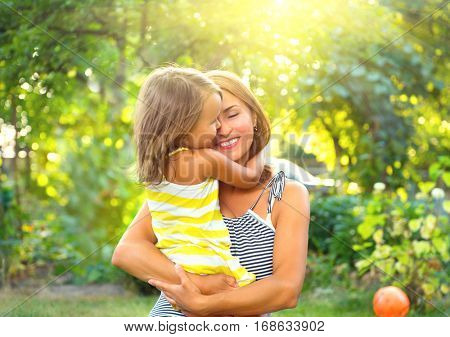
[220,152,261,194]
[234,152,250,166]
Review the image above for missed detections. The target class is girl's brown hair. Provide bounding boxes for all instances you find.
[206,70,272,183]
[134,66,221,185]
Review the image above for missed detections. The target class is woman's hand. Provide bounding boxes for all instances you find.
[148,264,211,316]
[188,272,238,295]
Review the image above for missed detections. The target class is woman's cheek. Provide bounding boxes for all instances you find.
[231,121,254,157]
[231,115,253,137]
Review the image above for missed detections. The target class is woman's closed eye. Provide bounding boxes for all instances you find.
[228,112,239,118]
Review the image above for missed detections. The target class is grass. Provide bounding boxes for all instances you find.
[0,292,156,317]
[1,287,448,317]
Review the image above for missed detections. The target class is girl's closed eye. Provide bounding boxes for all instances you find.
[229,112,239,118]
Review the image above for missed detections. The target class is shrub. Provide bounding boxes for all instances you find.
[310,193,363,265]
[353,185,449,309]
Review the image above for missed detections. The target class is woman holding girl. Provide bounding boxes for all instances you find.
[112,67,310,317]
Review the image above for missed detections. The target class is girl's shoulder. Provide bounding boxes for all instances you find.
[166,148,213,185]
[148,177,216,192]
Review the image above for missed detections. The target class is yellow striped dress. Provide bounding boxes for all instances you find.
[146,176,256,287]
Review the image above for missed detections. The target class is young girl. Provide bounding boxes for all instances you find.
[133,67,265,307]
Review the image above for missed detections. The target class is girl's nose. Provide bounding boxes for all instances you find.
[215,119,222,130]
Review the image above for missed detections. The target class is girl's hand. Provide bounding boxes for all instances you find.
[148,264,209,316]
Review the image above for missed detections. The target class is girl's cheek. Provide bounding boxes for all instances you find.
[209,126,218,145]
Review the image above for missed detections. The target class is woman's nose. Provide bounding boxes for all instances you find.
[217,119,231,135]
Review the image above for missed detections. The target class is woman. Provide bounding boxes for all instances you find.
[112,70,310,316]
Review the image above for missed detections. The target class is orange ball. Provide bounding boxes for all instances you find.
[373,286,410,317]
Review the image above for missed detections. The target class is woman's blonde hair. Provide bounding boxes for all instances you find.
[206,70,272,183]
[134,66,221,185]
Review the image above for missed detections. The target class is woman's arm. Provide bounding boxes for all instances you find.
[195,148,265,189]
[111,200,181,283]
[111,201,238,294]
[149,181,310,316]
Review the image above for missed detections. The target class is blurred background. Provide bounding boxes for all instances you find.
[0,0,448,316]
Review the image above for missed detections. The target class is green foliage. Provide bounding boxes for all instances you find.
[354,179,449,309]
[309,193,362,265]
[0,184,27,286]
[0,0,448,304]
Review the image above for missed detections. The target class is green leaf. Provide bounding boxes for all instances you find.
[373,229,383,244]
[357,222,375,240]
[428,162,442,181]
[352,242,373,251]
[424,214,436,229]
[432,237,449,260]
[443,200,450,213]
[355,259,372,272]
[442,172,450,187]
[412,240,431,257]
[373,245,392,259]
[394,261,406,274]
[422,283,435,296]
[408,218,421,232]
[418,181,435,194]
[420,215,436,239]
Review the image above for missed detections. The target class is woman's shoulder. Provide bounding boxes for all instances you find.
[267,175,309,229]
[263,170,308,196]
[270,178,309,229]
[284,178,309,198]
[277,177,309,210]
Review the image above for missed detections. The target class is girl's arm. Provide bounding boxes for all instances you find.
[149,181,310,316]
[111,201,238,294]
[195,148,265,189]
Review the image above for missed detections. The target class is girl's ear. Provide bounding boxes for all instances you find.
[177,133,189,148]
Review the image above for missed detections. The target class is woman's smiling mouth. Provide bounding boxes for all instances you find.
[217,137,240,150]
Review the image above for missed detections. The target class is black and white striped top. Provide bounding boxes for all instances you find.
[149,171,286,317]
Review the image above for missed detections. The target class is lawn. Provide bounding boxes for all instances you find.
[1,286,447,317]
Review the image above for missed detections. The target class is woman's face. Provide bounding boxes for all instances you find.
[214,90,256,164]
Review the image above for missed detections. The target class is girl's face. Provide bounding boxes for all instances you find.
[214,90,256,164]
[186,92,222,149]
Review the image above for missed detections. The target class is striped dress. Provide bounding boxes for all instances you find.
[149,171,286,317]
[146,177,256,288]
